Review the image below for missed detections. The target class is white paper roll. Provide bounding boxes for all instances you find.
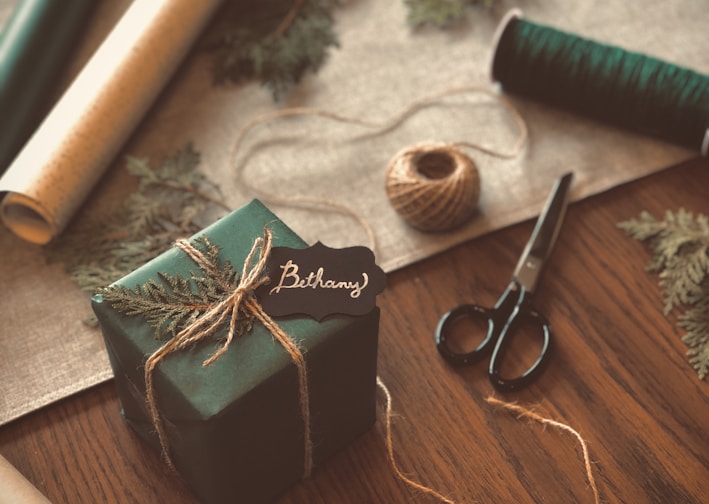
[0,0,223,244]
[0,454,51,504]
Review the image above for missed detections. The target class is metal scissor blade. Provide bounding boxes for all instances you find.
[513,172,573,294]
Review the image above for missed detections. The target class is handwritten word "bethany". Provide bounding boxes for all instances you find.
[269,260,369,299]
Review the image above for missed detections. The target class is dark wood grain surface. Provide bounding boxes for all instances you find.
[1,156,708,503]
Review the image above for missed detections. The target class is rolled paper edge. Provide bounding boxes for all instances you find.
[0,455,51,504]
[0,192,55,245]
[488,8,523,84]
[0,0,224,244]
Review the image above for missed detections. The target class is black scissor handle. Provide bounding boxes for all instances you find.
[435,304,496,365]
[488,296,552,392]
[435,281,526,367]
[435,285,553,392]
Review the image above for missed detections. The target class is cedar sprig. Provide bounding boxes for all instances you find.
[404,0,498,28]
[618,209,709,379]
[98,237,251,341]
[680,299,709,380]
[203,0,341,100]
[45,144,229,296]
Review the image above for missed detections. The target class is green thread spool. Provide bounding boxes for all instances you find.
[491,10,709,155]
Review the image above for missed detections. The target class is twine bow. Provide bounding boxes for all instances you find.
[143,229,312,476]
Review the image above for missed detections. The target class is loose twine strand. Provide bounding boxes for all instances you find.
[377,377,456,504]
[485,396,601,504]
[377,378,601,504]
[228,84,529,252]
[143,229,313,476]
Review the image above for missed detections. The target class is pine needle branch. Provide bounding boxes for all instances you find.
[618,209,709,379]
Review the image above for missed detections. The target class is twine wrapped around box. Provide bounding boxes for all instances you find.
[104,228,313,476]
[94,200,381,504]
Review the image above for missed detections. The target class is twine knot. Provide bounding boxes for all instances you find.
[143,229,312,476]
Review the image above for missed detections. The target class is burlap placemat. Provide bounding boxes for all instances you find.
[0,0,706,425]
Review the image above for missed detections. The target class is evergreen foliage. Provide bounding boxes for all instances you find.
[203,0,341,100]
[619,209,709,379]
[98,237,253,341]
[45,144,228,297]
[404,0,497,28]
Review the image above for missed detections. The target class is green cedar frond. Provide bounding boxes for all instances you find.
[658,247,709,312]
[404,0,498,29]
[619,209,709,380]
[102,274,198,340]
[203,0,341,100]
[98,238,251,342]
[45,144,228,295]
[680,300,709,380]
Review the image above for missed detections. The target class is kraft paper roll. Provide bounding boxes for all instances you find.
[0,0,95,176]
[0,0,224,244]
[0,455,51,504]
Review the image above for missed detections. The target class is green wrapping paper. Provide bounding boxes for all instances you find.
[0,0,94,174]
[92,200,380,504]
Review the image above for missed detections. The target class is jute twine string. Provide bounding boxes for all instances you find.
[229,84,529,246]
[385,142,481,231]
[485,396,601,504]
[377,378,601,503]
[377,377,456,503]
[144,229,313,476]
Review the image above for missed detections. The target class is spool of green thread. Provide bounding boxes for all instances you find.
[491,10,709,155]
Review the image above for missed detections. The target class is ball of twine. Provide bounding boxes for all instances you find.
[385,142,481,232]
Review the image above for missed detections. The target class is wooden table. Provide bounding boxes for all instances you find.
[1,156,708,503]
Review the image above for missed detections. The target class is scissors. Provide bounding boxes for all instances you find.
[435,172,573,392]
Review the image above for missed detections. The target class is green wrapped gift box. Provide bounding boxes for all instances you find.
[92,200,380,504]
